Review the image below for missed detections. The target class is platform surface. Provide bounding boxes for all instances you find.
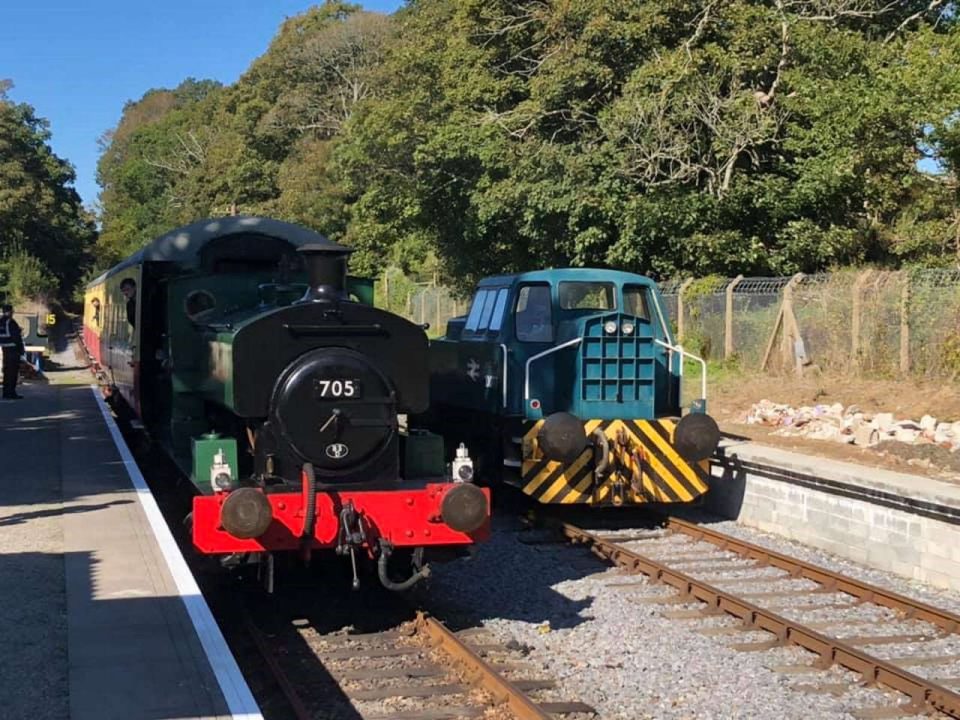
[719,437,960,511]
[0,380,243,720]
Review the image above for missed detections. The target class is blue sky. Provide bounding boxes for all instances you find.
[1,0,404,209]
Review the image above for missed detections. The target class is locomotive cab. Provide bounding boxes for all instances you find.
[427,268,719,506]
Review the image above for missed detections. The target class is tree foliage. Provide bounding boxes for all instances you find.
[96,0,960,286]
[0,81,96,301]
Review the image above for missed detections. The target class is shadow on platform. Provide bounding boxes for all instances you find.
[0,548,368,720]
[0,384,137,511]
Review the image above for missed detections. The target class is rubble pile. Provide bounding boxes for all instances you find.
[745,400,960,451]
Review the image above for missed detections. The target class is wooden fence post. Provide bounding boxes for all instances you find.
[780,274,799,374]
[677,279,694,342]
[724,275,744,360]
[761,273,804,373]
[900,271,911,375]
[850,270,873,371]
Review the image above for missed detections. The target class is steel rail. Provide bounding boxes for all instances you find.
[242,612,313,720]
[664,516,960,634]
[413,611,551,720]
[561,522,960,718]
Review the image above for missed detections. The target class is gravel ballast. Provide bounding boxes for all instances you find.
[427,513,958,720]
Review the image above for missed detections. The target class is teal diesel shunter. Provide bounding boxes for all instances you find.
[426,268,721,506]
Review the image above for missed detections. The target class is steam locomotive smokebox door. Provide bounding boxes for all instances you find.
[192,434,238,493]
[271,347,397,476]
[402,430,445,479]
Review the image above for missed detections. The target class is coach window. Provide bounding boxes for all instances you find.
[558,281,616,310]
[623,285,652,321]
[91,298,101,327]
[515,285,553,343]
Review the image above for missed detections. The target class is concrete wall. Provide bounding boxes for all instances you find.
[707,443,960,592]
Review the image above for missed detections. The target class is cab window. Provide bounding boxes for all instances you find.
[478,289,498,330]
[489,289,509,331]
[623,285,651,321]
[515,285,553,343]
[464,290,490,332]
[465,287,509,335]
[558,281,616,310]
[184,290,217,321]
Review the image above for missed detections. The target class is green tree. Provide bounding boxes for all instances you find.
[95,1,960,286]
[96,79,224,263]
[95,3,389,261]
[337,0,960,284]
[0,80,96,301]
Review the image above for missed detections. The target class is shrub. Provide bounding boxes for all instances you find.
[0,250,59,303]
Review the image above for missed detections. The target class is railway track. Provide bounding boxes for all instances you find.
[245,606,595,720]
[110,364,590,720]
[560,517,960,719]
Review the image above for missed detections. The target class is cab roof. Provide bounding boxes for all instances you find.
[475,267,659,289]
[88,216,342,286]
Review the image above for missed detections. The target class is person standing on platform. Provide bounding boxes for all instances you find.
[0,304,25,399]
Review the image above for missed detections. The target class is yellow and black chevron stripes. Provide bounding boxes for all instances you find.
[519,418,710,505]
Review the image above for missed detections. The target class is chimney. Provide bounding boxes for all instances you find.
[297,242,354,303]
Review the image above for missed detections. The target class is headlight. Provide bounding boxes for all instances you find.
[603,320,618,335]
[621,321,635,335]
[213,472,233,492]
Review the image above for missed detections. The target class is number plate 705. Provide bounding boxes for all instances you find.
[314,379,361,398]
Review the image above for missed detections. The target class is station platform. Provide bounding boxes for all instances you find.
[709,438,960,592]
[717,438,960,516]
[0,378,260,719]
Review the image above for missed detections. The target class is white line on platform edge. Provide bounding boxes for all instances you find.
[91,386,263,720]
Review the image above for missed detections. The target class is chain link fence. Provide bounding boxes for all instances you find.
[661,269,960,379]
[378,266,960,379]
[375,267,468,337]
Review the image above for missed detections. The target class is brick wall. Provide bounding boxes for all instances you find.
[707,458,960,592]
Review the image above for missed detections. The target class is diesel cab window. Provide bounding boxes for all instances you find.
[515,285,553,342]
[464,290,490,331]
[623,285,652,321]
[558,281,616,310]
[489,289,509,331]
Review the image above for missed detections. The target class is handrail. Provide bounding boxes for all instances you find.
[648,291,673,344]
[653,338,707,400]
[523,338,582,401]
[648,292,676,408]
[499,343,509,408]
